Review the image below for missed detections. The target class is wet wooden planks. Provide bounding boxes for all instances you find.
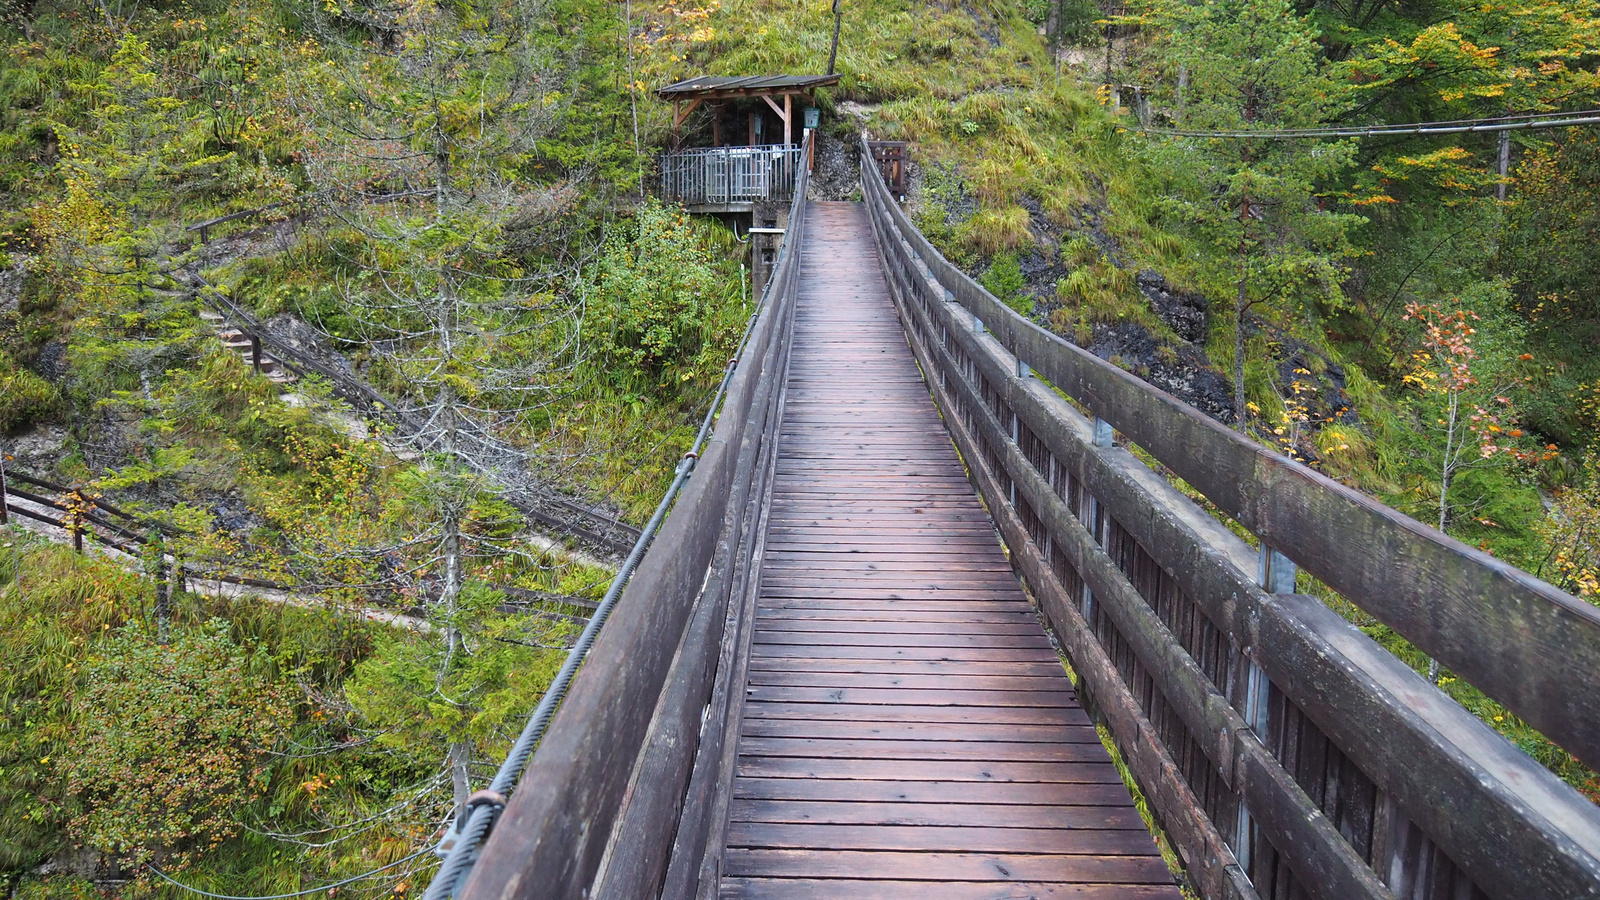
[720,202,1180,899]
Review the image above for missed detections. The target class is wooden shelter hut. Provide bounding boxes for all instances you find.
[655,74,839,287]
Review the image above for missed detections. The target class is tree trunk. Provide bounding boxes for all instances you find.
[442,504,463,660]
[1497,128,1511,203]
[1176,66,1188,123]
[1233,209,1251,435]
[827,0,842,76]
[1234,280,1248,434]
[438,383,464,665]
[1103,25,1114,98]
[150,532,169,645]
[157,575,170,644]
[1439,390,1459,533]
[449,739,473,812]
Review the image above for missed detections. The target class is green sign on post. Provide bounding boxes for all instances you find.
[804,107,820,130]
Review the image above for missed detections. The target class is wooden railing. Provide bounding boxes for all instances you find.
[458,133,811,900]
[858,137,1600,900]
[658,144,804,205]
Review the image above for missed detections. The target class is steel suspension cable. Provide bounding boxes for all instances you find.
[1131,108,1600,140]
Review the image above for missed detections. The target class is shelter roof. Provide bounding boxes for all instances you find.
[655,74,841,100]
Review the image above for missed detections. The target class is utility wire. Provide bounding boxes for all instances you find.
[146,848,432,899]
[1131,108,1600,140]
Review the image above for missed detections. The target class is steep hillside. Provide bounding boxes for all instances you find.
[1,0,1597,893]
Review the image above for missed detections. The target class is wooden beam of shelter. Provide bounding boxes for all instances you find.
[674,97,703,129]
[761,94,793,146]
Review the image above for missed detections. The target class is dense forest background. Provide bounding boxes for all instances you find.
[0,0,1596,894]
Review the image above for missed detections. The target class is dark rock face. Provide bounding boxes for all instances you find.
[1017,246,1068,308]
[1136,270,1208,343]
[212,496,264,535]
[1275,340,1360,427]
[808,132,860,202]
[29,338,69,383]
[1086,321,1237,425]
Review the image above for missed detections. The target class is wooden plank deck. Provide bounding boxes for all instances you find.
[719,202,1182,899]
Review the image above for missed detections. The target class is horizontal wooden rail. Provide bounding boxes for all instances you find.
[859,138,1600,900]
[861,153,1600,772]
[459,133,812,900]
[185,198,302,243]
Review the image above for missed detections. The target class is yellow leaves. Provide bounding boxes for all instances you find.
[1395,146,1473,170]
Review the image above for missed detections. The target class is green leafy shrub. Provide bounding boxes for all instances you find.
[980,251,1032,316]
[0,537,147,872]
[67,620,291,867]
[591,199,745,392]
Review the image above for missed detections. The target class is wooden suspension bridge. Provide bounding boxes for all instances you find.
[456,137,1600,899]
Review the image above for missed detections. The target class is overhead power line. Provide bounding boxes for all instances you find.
[1131,108,1600,140]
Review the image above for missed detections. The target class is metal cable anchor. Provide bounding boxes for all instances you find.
[433,790,509,859]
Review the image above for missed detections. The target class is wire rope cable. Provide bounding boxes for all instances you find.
[1131,107,1600,140]
[146,848,432,899]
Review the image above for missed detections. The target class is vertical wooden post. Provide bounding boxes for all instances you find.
[69,492,83,553]
[1257,542,1297,594]
[250,334,262,374]
[1234,540,1297,873]
[0,451,8,526]
[783,94,792,146]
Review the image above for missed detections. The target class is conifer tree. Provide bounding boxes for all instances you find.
[294,0,578,813]
[37,35,231,375]
[1148,0,1363,433]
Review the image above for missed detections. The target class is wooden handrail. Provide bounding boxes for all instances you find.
[459,132,814,900]
[859,138,1600,900]
[859,136,1600,771]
